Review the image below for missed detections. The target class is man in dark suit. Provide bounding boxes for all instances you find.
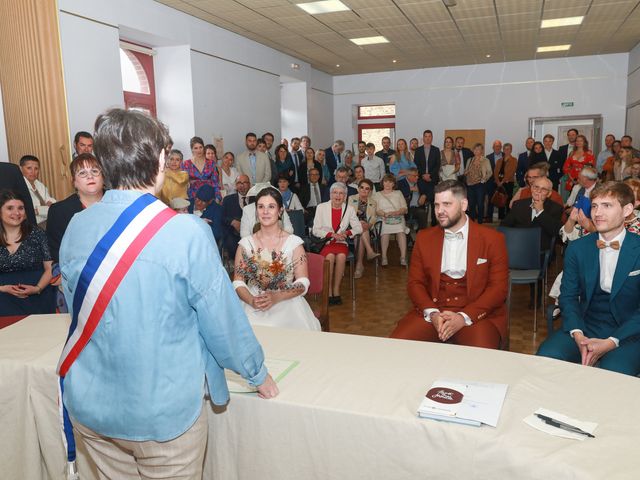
[397,167,429,230]
[485,140,502,222]
[328,166,357,197]
[516,137,534,187]
[500,176,562,251]
[221,174,250,257]
[557,128,579,165]
[543,134,564,190]
[299,168,329,226]
[537,182,640,376]
[0,162,37,225]
[289,137,304,193]
[324,140,344,180]
[413,130,440,225]
[454,136,473,173]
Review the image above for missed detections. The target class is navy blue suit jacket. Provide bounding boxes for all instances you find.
[397,178,428,206]
[516,152,529,187]
[559,232,640,342]
[324,147,341,178]
[413,145,440,199]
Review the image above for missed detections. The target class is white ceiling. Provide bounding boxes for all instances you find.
[155,0,640,75]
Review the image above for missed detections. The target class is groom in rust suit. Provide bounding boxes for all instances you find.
[390,180,509,349]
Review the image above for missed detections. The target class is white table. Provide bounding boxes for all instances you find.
[1,315,639,479]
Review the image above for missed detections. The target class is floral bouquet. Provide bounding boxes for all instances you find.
[235,248,303,291]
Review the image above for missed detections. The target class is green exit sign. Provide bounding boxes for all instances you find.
[561,102,574,108]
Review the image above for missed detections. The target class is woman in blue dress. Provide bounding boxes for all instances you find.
[389,138,416,180]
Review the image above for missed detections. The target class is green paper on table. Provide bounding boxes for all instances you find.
[226,358,299,393]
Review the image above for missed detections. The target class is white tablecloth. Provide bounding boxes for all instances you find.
[1,314,639,479]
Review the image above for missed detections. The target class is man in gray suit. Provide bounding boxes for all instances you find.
[236,132,272,184]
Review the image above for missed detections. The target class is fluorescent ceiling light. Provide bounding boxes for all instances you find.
[296,0,350,15]
[541,16,584,28]
[350,36,389,46]
[537,44,571,53]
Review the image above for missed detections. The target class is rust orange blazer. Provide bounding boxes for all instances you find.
[407,221,509,341]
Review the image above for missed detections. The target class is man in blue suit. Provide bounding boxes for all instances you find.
[515,137,534,187]
[537,182,640,376]
[324,140,344,180]
[221,175,250,257]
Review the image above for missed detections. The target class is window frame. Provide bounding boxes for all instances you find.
[121,46,157,117]
[357,104,396,120]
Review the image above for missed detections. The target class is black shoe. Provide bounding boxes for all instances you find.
[333,296,342,305]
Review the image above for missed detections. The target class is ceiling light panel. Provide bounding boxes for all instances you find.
[536,44,571,52]
[541,16,584,28]
[296,0,350,15]
[350,36,390,45]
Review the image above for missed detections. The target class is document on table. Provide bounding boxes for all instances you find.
[226,358,299,393]
[417,379,508,427]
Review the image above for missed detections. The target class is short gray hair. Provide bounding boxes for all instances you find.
[334,140,345,148]
[579,165,598,180]
[329,181,347,194]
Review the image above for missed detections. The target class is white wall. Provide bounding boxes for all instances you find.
[307,69,335,149]
[281,82,308,144]
[154,46,194,156]
[627,42,640,143]
[0,82,9,162]
[333,54,628,152]
[191,50,281,155]
[57,0,329,156]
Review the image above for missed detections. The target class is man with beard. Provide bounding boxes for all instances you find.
[390,180,508,349]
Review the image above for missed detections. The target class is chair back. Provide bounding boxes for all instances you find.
[289,209,306,238]
[496,226,541,270]
[306,252,330,331]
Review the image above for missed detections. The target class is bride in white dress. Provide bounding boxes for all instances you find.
[232,187,320,331]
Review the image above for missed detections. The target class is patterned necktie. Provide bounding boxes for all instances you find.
[454,150,461,166]
[596,240,620,250]
[241,196,246,208]
[313,183,320,204]
[445,231,464,240]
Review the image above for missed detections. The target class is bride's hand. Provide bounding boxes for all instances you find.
[254,292,276,311]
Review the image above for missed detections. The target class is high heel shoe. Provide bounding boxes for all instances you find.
[367,252,380,261]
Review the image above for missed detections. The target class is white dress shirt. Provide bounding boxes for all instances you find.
[570,228,625,347]
[424,216,472,325]
[307,182,322,208]
[361,155,386,183]
[24,177,56,224]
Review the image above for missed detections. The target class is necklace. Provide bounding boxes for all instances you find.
[256,228,283,253]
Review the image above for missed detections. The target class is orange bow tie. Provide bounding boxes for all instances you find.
[596,240,620,250]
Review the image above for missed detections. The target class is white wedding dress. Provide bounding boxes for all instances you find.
[237,235,321,331]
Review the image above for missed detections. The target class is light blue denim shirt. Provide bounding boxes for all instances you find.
[60,190,267,441]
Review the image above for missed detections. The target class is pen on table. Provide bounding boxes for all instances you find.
[535,413,595,438]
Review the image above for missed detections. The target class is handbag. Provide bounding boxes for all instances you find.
[307,206,347,254]
[381,194,404,225]
[491,186,508,208]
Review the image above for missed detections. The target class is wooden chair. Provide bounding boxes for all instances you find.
[306,253,330,332]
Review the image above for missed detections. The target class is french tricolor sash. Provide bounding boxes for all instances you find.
[56,194,176,479]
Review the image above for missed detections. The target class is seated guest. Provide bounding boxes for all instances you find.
[159,149,189,205]
[221,175,250,256]
[330,166,357,197]
[20,154,56,226]
[501,177,563,251]
[397,167,428,231]
[622,178,640,232]
[494,142,517,219]
[349,165,365,190]
[277,174,303,211]
[47,153,104,264]
[537,182,640,376]
[347,179,379,279]
[170,197,190,213]
[194,185,223,243]
[233,187,320,331]
[0,190,55,315]
[240,183,293,238]
[218,151,239,196]
[312,182,362,305]
[390,180,508,349]
[299,168,329,226]
[374,174,409,266]
[361,142,386,190]
[511,163,564,208]
[501,176,563,308]
[624,177,640,220]
[566,165,598,208]
[0,161,36,225]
